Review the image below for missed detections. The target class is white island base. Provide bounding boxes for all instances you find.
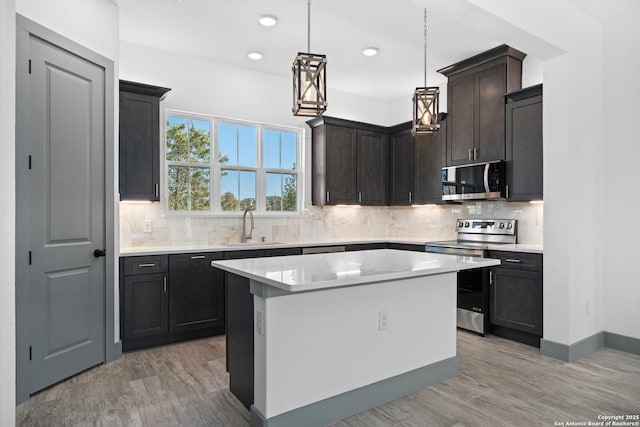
[212,250,500,427]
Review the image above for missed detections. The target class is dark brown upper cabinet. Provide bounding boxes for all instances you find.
[119,80,171,201]
[505,84,543,201]
[308,116,388,206]
[414,115,447,205]
[438,45,526,166]
[388,126,415,206]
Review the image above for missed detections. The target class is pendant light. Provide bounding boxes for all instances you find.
[292,0,327,116]
[412,8,439,135]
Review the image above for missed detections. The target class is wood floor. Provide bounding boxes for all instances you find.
[17,332,640,427]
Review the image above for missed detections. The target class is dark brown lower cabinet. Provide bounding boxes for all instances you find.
[123,272,168,340]
[121,253,225,352]
[488,251,543,347]
[169,253,225,334]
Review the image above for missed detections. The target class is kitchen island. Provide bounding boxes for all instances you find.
[212,249,500,427]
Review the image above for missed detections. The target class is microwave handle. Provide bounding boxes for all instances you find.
[483,163,490,193]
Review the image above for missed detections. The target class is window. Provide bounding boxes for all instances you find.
[164,111,302,215]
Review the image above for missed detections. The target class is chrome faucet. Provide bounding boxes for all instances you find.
[241,208,254,243]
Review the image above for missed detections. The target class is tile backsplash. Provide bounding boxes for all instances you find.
[119,201,543,248]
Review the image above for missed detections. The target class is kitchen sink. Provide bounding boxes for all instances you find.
[222,241,285,247]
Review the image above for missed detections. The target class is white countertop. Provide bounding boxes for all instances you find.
[211,249,501,292]
[120,238,543,256]
[119,238,427,256]
[487,243,543,254]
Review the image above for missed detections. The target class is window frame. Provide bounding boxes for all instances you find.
[162,108,304,217]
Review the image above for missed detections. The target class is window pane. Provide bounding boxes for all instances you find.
[266,173,282,211]
[238,126,257,167]
[265,173,297,212]
[220,169,256,211]
[239,171,256,210]
[281,132,297,170]
[168,165,190,210]
[263,129,280,169]
[190,167,210,210]
[168,166,210,211]
[218,123,237,166]
[282,174,297,211]
[189,119,211,163]
[263,129,297,171]
[166,116,189,162]
[220,169,239,211]
[218,123,257,167]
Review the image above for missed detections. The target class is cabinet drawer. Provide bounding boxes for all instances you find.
[122,255,168,275]
[487,251,542,272]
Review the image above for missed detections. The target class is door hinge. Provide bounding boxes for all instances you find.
[28,155,32,170]
[28,59,32,74]
[29,346,32,361]
[29,251,32,265]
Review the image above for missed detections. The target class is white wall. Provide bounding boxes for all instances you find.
[602,5,640,339]
[0,0,16,422]
[465,0,605,346]
[120,42,391,129]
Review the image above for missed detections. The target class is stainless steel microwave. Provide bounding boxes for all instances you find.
[442,160,506,201]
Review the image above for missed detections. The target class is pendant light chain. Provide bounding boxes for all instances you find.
[423,8,427,87]
[307,0,311,53]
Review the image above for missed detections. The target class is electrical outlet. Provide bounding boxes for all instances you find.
[143,220,152,233]
[379,310,388,331]
[256,310,264,335]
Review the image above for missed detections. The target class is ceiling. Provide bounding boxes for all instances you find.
[115,0,602,101]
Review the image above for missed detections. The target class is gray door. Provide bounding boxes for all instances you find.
[27,34,106,393]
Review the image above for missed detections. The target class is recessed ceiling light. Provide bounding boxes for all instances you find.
[259,14,278,27]
[362,47,379,57]
[248,52,263,61]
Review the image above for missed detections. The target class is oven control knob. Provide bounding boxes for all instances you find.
[499,222,505,229]
[507,223,513,229]
[464,222,470,227]
[458,221,464,228]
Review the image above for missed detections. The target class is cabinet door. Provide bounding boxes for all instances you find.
[324,125,357,204]
[506,94,543,201]
[119,92,160,201]
[414,119,445,205]
[490,267,542,336]
[389,129,414,206]
[447,74,475,166]
[357,129,388,205]
[123,273,168,340]
[169,253,225,334]
[475,64,507,162]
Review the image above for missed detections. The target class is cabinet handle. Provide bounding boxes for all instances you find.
[163,276,167,293]
[468,148,472,161]
[326,191,330,203]
[505,258,521,263]
[489,270,493,285]
[155,183,159,198]
[409,191,412,204]
[473,148,478,160]
[358,192,362,203]
[138,263,156,268]
[506,184,509,199]
[190,255,205,260]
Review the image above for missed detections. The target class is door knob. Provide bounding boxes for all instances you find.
[93,249,106,258]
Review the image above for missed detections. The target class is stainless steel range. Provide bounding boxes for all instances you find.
[425,219,517,335]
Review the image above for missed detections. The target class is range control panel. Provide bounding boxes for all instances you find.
[455,219,517,236]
